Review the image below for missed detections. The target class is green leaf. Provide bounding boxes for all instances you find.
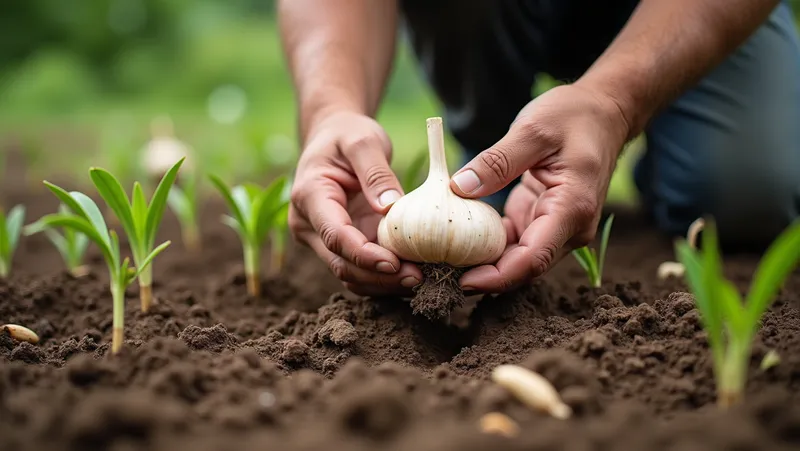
[44,229,69,259]
[43,181,90,220]
[571,246,597,282]
[134,241,171,279]
[745,220,800,329]
[131,182,148,234]
[5,205,25,255]
[29,215,114,265]
[209,174,246,226]
[71,192,111,246]
[89,167,136,242]
[167,186,192,223]
[144,157,184,247]
[598,213,614,279]
[221,214,243,237]
[254,176,288,241]
[231,185,253,225]
[675,239,724,354]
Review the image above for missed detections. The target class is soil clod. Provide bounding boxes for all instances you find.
[410,263,468,320]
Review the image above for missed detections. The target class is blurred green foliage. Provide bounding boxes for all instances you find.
[0,0,798,203]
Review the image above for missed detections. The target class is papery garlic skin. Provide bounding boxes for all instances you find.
[377,118,506,267]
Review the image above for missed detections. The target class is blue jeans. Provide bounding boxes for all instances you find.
[400,0,800,247]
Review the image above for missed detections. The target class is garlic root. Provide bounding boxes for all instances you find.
[491,364,572,420]
[2,324,40,344]
[409,263,467,320]
[479,412,520,437]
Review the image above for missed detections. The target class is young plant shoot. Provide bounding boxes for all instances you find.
[268,181,291,276]
[571,213,615,288]
[25,187,170,353]
[209,174,290,297]
[377,118,507,320]
[167,172,201,253]
[0,205,25,278]
[675,218,800,408]
[90,157,184,312]
[42,205,90,277]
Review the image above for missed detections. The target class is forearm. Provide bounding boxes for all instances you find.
[277,0,398,143]
[577,0,780,140]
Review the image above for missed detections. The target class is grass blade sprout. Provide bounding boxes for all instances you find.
[26,186,171,353]
[571,213,615,288]
[675,218,800,407]
[90,157,184,312]
[209,174,290,297]
[0,205,26,277]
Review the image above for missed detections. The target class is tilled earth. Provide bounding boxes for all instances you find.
[1,172,800,451]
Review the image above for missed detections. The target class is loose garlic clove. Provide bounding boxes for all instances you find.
[657,261,685,280]
[142,116,194,178]
[377,117,506,267]
[2,324,40,344]
[491,364,572,420]
[479,412,520,437]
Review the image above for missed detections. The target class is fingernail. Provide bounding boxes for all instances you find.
[452,170,481,194]
[400,276,420,288]
[378,190,401,207]
[376,261,397,273]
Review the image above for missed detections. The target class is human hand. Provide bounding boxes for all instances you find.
[289,111,423,296]
[450,84,631,292]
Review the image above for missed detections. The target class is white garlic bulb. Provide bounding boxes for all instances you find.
[141,115,194,177]
[377,117,506,267]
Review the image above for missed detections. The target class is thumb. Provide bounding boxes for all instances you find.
[343,134,404,214]
[450,124,552,199]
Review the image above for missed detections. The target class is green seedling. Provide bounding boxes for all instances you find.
[41,205,90,277]
[268,181,291,276]
[571,213,615,288]
[167,172,201,253]
[401,147,429,193]
[675,218,800,408]
[209,174,289,297]
[90,157,184,312]
[0,205,26,278]
[25,189,170,354]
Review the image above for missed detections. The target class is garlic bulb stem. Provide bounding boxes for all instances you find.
[425,117,449,184]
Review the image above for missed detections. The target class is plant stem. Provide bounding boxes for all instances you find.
[717,339,750,408]
[138,265,153,312]
[183,223,201,253]
[244,244,260,297]
[111,281,126,354]
[0,260,7,278]
[425,117,450,184]
[70,265,90,278]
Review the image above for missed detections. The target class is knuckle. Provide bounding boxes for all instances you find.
[362,165,396,190]
[319,222,341,253]
[479,149,513,181]
[349,242,369,269]
[329,256,352,282]
[343,132,383,156]
[530,246,557,277]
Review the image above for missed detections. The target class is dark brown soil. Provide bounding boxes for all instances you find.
[411,263,468,320]
[2,158,800,450]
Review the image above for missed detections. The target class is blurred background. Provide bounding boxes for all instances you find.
[1,0,799,203]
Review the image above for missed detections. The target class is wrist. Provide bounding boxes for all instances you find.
[300,89,368,143]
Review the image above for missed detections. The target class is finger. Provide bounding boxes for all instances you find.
[450,121,561,199]
[459,199,579,292]
[339,131,404,214]
[294,177,401,273]
[302,230,423,292]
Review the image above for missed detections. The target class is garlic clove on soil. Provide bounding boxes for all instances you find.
[1,324,40,344]
[377,117,506,267]
[491,364,572,420]
[478,412,520,437]
[657,261,686,280]
[142,116,194,178]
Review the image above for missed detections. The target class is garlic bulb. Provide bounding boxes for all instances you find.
[142,115,194,178]
[377,117,506,267]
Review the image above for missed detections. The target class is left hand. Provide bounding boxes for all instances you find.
[449,84,631,293]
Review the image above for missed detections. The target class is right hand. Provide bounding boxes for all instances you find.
[289,111,423,296]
